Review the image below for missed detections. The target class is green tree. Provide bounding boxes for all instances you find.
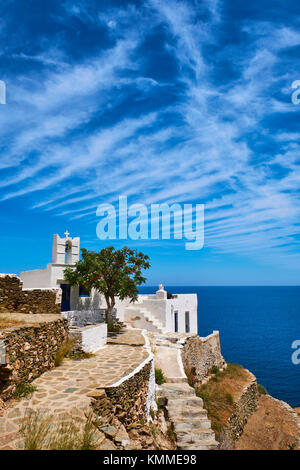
[64,246,150,324]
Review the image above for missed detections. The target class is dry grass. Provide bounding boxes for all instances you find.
[54,338,76,366]
[20,409,99,450]
[13,383,37,399]
[0,315,27,328]
[236,395,300,450]
[196,363,251,437]
[68,350,95,360]
[184,365,197,387]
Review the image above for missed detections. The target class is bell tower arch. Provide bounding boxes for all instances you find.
[52,230,80,265]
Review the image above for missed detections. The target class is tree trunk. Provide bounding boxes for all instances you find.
[104,295,115,324]
[106,305,113,324]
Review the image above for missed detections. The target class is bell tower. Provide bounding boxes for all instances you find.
[52,230,80,265]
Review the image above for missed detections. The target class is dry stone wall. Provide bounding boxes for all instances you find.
[181,331,226,383]
[223,371,258,441]
[0,274,60,314]
[90,359,153,428]
[0,318,68,400]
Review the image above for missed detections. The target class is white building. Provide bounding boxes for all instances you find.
[20,232,198,334]
[20,231,81,311]
[123,285,197,334]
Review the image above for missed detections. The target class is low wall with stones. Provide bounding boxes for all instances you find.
[61,309,116,327]
[0,274,61,314]
[0,317,69,400]
[90,357,154,428]
[70,323,107,353]
[181,331,226,384]
[223,371,258,441]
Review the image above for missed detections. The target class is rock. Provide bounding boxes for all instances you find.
[121,439,131,448]
[139,427,151,436]
[100,425,118,439]
[143,436,154,446]
[0,398,4,412]
[87,389,106,399]
[114,424,130,444]
[90,429,106,448]
[123,422,141,430]
[128,429,140,439]
[98,438,117,450]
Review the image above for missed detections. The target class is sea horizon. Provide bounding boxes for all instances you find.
[139,285,300,408]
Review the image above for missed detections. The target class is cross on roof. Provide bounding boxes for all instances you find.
[64,230,70,238]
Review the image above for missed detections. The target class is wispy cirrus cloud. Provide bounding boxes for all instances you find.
[0,0,300,277]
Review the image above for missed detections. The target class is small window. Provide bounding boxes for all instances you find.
[79,285,90,297]
[185,311,190,333]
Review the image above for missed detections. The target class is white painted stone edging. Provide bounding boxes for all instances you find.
[105,329,153,389]
[103,329,155,421]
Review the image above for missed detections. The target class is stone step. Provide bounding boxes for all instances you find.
[157,383,195,398]
[177,439,219,450]
[166,396,204,407]
[166,378,188,384]
[176,429,216,442]
[173,418,212,432]
[125,307,165,334]
[167,405,207,418]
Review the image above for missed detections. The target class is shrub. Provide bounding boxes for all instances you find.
[107,321,124,333]
[257,384,267,395]
[166,424,176,443]
[13,383,37,399]
[211,366,220,375]
[225,392,234,405]
[155,368,166,385]
[150,423,157,439]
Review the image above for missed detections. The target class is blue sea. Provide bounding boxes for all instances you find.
[139,286,300,407]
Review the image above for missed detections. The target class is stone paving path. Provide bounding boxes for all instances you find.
[0,329,147,450]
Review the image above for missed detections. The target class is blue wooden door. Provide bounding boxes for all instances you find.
[60,284,70,311]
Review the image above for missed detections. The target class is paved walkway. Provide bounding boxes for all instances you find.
[0,329,147,450]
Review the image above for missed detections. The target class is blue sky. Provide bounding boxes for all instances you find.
[0,0,300,285]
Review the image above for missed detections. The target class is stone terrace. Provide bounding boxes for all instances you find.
[0,328,148,450]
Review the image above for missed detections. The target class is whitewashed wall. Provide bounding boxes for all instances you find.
[69,323,107,353]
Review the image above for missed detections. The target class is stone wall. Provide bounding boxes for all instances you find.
[0,274,61,314]
[0,318,68,400]
[181,331,226,383]
[224,372,258,441]
[90,358,153,428]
